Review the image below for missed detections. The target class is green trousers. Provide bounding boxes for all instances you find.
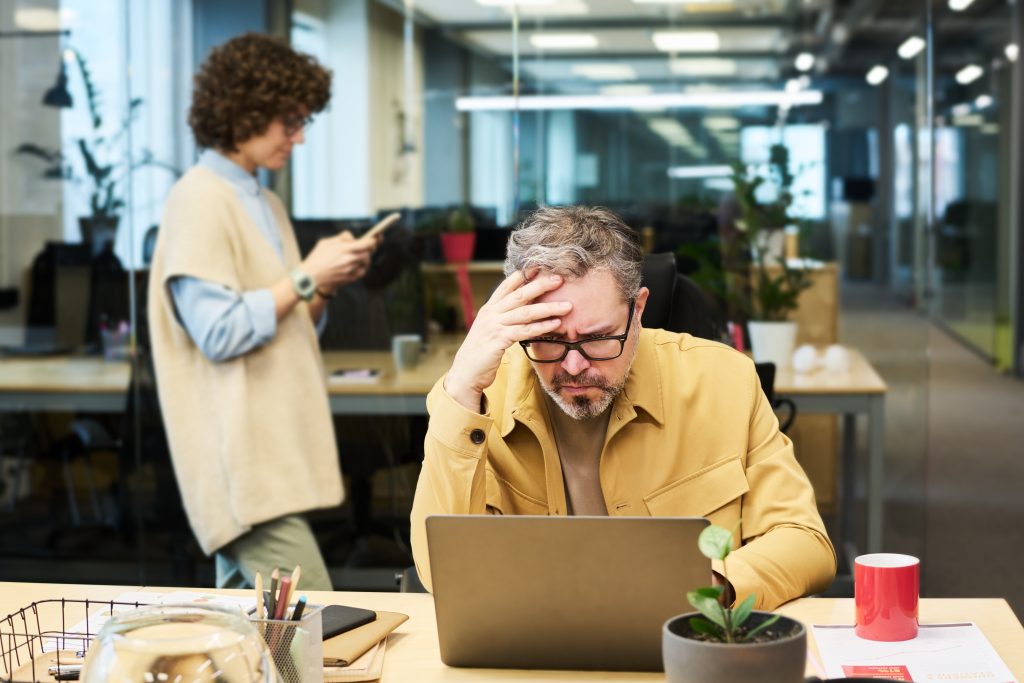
[215,514,333,590]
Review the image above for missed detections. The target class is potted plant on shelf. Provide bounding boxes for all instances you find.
[725,144,812,367]
[662,524,806,683]
[15,48,176,255]
[440,206,476,264]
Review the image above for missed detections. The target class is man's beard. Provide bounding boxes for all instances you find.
[539,368,629,421]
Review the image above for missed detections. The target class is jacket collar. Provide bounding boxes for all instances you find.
[497,327,666,437]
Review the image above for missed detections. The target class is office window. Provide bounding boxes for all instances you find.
[740,124,826,220]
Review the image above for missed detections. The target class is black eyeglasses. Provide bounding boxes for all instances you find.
[520,300,635,363]
[282,113,313,137]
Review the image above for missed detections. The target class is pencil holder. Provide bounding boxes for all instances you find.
[251,605,324,683]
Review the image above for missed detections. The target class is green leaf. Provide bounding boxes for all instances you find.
[740,613,781,642]
[697,525,734,561]
[731,594,755,629]
[688,617,725,642]
[687,590,727,630]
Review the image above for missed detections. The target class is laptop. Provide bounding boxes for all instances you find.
[426,515,710,672]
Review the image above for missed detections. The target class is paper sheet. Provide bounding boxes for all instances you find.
[811,623,1017,682]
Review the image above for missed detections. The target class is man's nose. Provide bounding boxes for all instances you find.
[561,349,591,376]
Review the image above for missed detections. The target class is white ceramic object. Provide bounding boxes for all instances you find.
[824,344,851,374]
[748,321,798,369]
[791,344,818,374]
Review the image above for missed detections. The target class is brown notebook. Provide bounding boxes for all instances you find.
[322,610,409,667]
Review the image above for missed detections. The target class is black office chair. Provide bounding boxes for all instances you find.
[640,252,727,342]
[641,253,796,434]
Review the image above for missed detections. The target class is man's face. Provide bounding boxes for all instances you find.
[531,268,648,420]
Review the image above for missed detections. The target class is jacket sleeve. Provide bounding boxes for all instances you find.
[723,366,837,609]
[410,376,494,592]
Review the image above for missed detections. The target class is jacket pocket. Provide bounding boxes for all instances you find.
[643,456,749,518]
[485,469,548,515]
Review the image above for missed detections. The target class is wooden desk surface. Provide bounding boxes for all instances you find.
[2,585,1021,682]
[774,348,888,396]
[0,356,130,395]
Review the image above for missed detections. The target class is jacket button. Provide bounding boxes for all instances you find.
[469,428,486,445]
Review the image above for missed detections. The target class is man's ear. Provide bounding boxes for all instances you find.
[634,287,650,327]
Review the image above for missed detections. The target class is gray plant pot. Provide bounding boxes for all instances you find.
[662,611,806,683]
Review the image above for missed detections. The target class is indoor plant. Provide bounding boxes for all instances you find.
[662,524,806,683]
[726,145,812,366]
[439,206,476,264]
[15,48,176,255]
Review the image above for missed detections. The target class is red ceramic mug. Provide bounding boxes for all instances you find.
[854,553,920,641]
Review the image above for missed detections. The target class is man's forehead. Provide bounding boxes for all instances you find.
[534,269,627,326]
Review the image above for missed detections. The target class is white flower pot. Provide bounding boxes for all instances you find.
[748,321,798,369]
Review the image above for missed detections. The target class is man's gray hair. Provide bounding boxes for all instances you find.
[503,206,643,301]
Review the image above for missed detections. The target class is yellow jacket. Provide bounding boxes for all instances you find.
[411,328,836,608]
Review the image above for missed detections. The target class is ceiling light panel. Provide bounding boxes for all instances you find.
[653,31,721,52]
[571,63,638,80]
[897,36,926,60]
[668,58,737,77]
[501,0,590,17]
[1006,44,1018,63]
[865,65,889,85]
[955,64,984,84]
[530,33,599,49]
[948,0,975,10]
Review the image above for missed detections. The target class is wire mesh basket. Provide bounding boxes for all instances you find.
[0,598,153,683]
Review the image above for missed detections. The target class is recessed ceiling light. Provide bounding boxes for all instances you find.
[652,31,720,52]
[785,78,803,94]
[530,33,598,49]
[955,64,984,84]
[974,94,993,109]
[950,103,972,117]
[897,36,926,60]
[948,0,975,10]
[668,58,738,77]
[476,0,555,5]
[794,53,815,72]
[1006,44,1018,63]
[501,0,590,16]
[703,115,740,130]
[570,63,637,80]
[14,7,62,30]
[600,84,654,96]
[866,65,889,85]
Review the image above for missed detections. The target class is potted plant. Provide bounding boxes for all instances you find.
[15,48,176,255]
[662,524,806,683]
[439,206,476,264]
[725,145,812,367]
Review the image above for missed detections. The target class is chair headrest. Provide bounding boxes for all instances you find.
[640,252,677,329]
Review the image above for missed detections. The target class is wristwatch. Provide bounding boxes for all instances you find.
[289,268,316,302]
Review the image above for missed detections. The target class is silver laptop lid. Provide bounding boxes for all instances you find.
[427,515,710,672]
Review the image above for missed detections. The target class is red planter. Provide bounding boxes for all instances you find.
[440,232,476,264]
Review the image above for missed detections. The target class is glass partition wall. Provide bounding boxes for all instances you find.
[8,0,1022,600]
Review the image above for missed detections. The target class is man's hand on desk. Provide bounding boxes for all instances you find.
[444,268,572,413]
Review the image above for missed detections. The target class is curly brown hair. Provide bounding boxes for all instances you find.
[188,33,331,151]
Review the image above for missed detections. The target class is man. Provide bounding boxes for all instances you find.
[149,34,376,589]
[410,205,835,609]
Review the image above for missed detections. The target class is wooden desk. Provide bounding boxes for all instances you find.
[0,356,129,413]
[2,585,1022,682]
[774,350,888,557]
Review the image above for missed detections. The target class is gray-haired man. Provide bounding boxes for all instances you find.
[410,205,835,609]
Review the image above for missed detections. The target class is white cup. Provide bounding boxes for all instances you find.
[392,334,423,371]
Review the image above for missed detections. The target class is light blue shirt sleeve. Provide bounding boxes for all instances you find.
[168,276,277,363]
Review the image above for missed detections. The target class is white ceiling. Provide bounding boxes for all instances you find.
[410,0,791,25]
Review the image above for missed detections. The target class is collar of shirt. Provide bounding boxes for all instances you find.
[198,149,262,197]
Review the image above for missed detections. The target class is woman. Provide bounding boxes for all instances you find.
[149,33,373,589]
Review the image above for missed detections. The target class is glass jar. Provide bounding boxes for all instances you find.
[80,603,276,683]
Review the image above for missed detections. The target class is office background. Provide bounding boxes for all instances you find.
[0,0,1021,618]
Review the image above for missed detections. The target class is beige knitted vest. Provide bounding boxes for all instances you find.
[148,166,343,554]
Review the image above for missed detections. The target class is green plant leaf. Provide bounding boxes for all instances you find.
[688,616,725,642]
[697,525,733,561]
[687,590,727,630]
[740,613,781,642]
[731,594,755,629]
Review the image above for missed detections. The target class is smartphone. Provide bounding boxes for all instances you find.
[361,212,401,241]
[321,604,377,640]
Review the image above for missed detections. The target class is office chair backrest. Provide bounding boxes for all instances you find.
[640,252,724,341]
